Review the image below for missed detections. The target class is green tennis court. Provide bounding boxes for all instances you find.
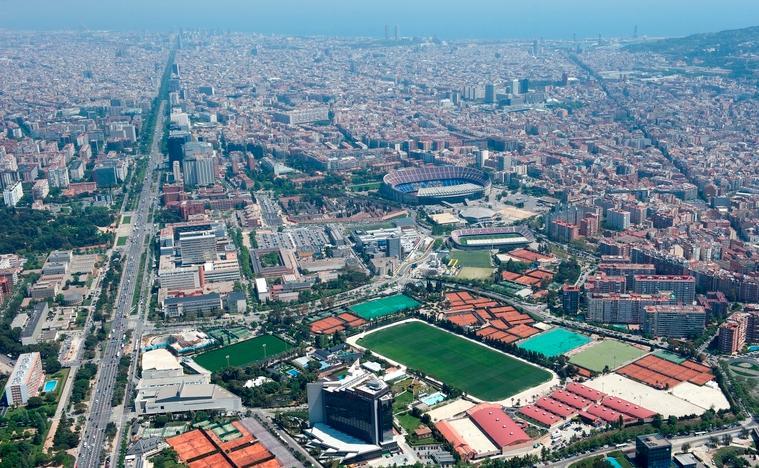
[359,321,551,401]
[349,294,420,320]
[518,327,591,357]
[569,340,647,373]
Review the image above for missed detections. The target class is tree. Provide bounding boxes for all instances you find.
[682,442,691,452]
[26,396,44,408]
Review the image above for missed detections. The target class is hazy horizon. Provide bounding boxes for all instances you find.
[1,0,757,40]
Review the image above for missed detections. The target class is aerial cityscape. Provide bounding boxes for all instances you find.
[0,4,758,468]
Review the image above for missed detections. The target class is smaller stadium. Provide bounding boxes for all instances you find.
[450,226,535,250]
[381,165,491,205]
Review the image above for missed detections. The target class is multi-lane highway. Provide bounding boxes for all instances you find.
[76,100,165,468]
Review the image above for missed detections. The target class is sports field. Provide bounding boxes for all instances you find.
[457,267,494,280]
[449,249,492,268]
[569,340,647,373]
[358,321,551,401]
[349,294,420,320]
[193,335,291,372]
[518,327,591,357]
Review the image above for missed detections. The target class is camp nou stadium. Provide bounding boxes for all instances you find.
[380,166,491,205]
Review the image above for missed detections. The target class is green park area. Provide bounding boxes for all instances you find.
[359,321,551,401]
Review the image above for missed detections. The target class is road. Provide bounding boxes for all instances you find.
[76,99,165,468]
[548,420,756,467]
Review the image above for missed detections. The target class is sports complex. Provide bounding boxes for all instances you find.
[355,320,553,401]
[450,225,535,250]
[342,290,731,461]
[380,165,491,205]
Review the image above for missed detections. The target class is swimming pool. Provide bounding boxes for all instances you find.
[43,379,58,393]
[419,391,446,406]
[749,345,759,352]
[605,456,623,468]
[286,369,300,377]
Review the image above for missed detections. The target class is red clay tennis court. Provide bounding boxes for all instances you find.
[617,355,714,389]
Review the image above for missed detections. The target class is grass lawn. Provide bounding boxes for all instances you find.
[449,249,492,268]
[569,339,647,373]
[518,327,591,357]
[456,266,495,280]
[116,236,127,246]
[349,294,420,320]
[396,412,423,434]
[121,215,131,224]
[194,335,291,372]
[359,321,551,401]
[393,390,415,413]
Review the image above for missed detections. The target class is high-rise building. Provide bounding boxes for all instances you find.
[549,220,578,243]
[598,263,656,288]
[511,78,520,95]
[562,284,581,314]
[587,292,673,324]
[607,209,631,231]
[307,362,394,446]
[168,130,192,165]
[716,311,759,354]
[386,236,401,258]
[179,230,217,265]
[518,78,529,94]
[4,352,45,406]
[2,181,23,207]
[642,305,706,338]
[636,434,672,468]
[182,142,216,187]
[172,160,182,184]
[632,275,696,305]
[476,150,490,168]
[485,83,497,104]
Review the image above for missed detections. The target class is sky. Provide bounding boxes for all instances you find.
[1,0,757,40]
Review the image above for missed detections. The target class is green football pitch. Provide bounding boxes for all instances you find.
[194,335,291,372]
[358,321,551,401]
[569,339,647,373]
[349,294,420,320]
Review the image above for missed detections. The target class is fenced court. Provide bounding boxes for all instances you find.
[569,339,647,373]
[194,335,291,372]
[358,321,551,401]
[517,327,591,357]
[349,294,420,320]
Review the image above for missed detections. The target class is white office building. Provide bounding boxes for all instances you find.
[2,181,23,207]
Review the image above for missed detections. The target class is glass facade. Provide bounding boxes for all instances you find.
[324,390,376,443]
